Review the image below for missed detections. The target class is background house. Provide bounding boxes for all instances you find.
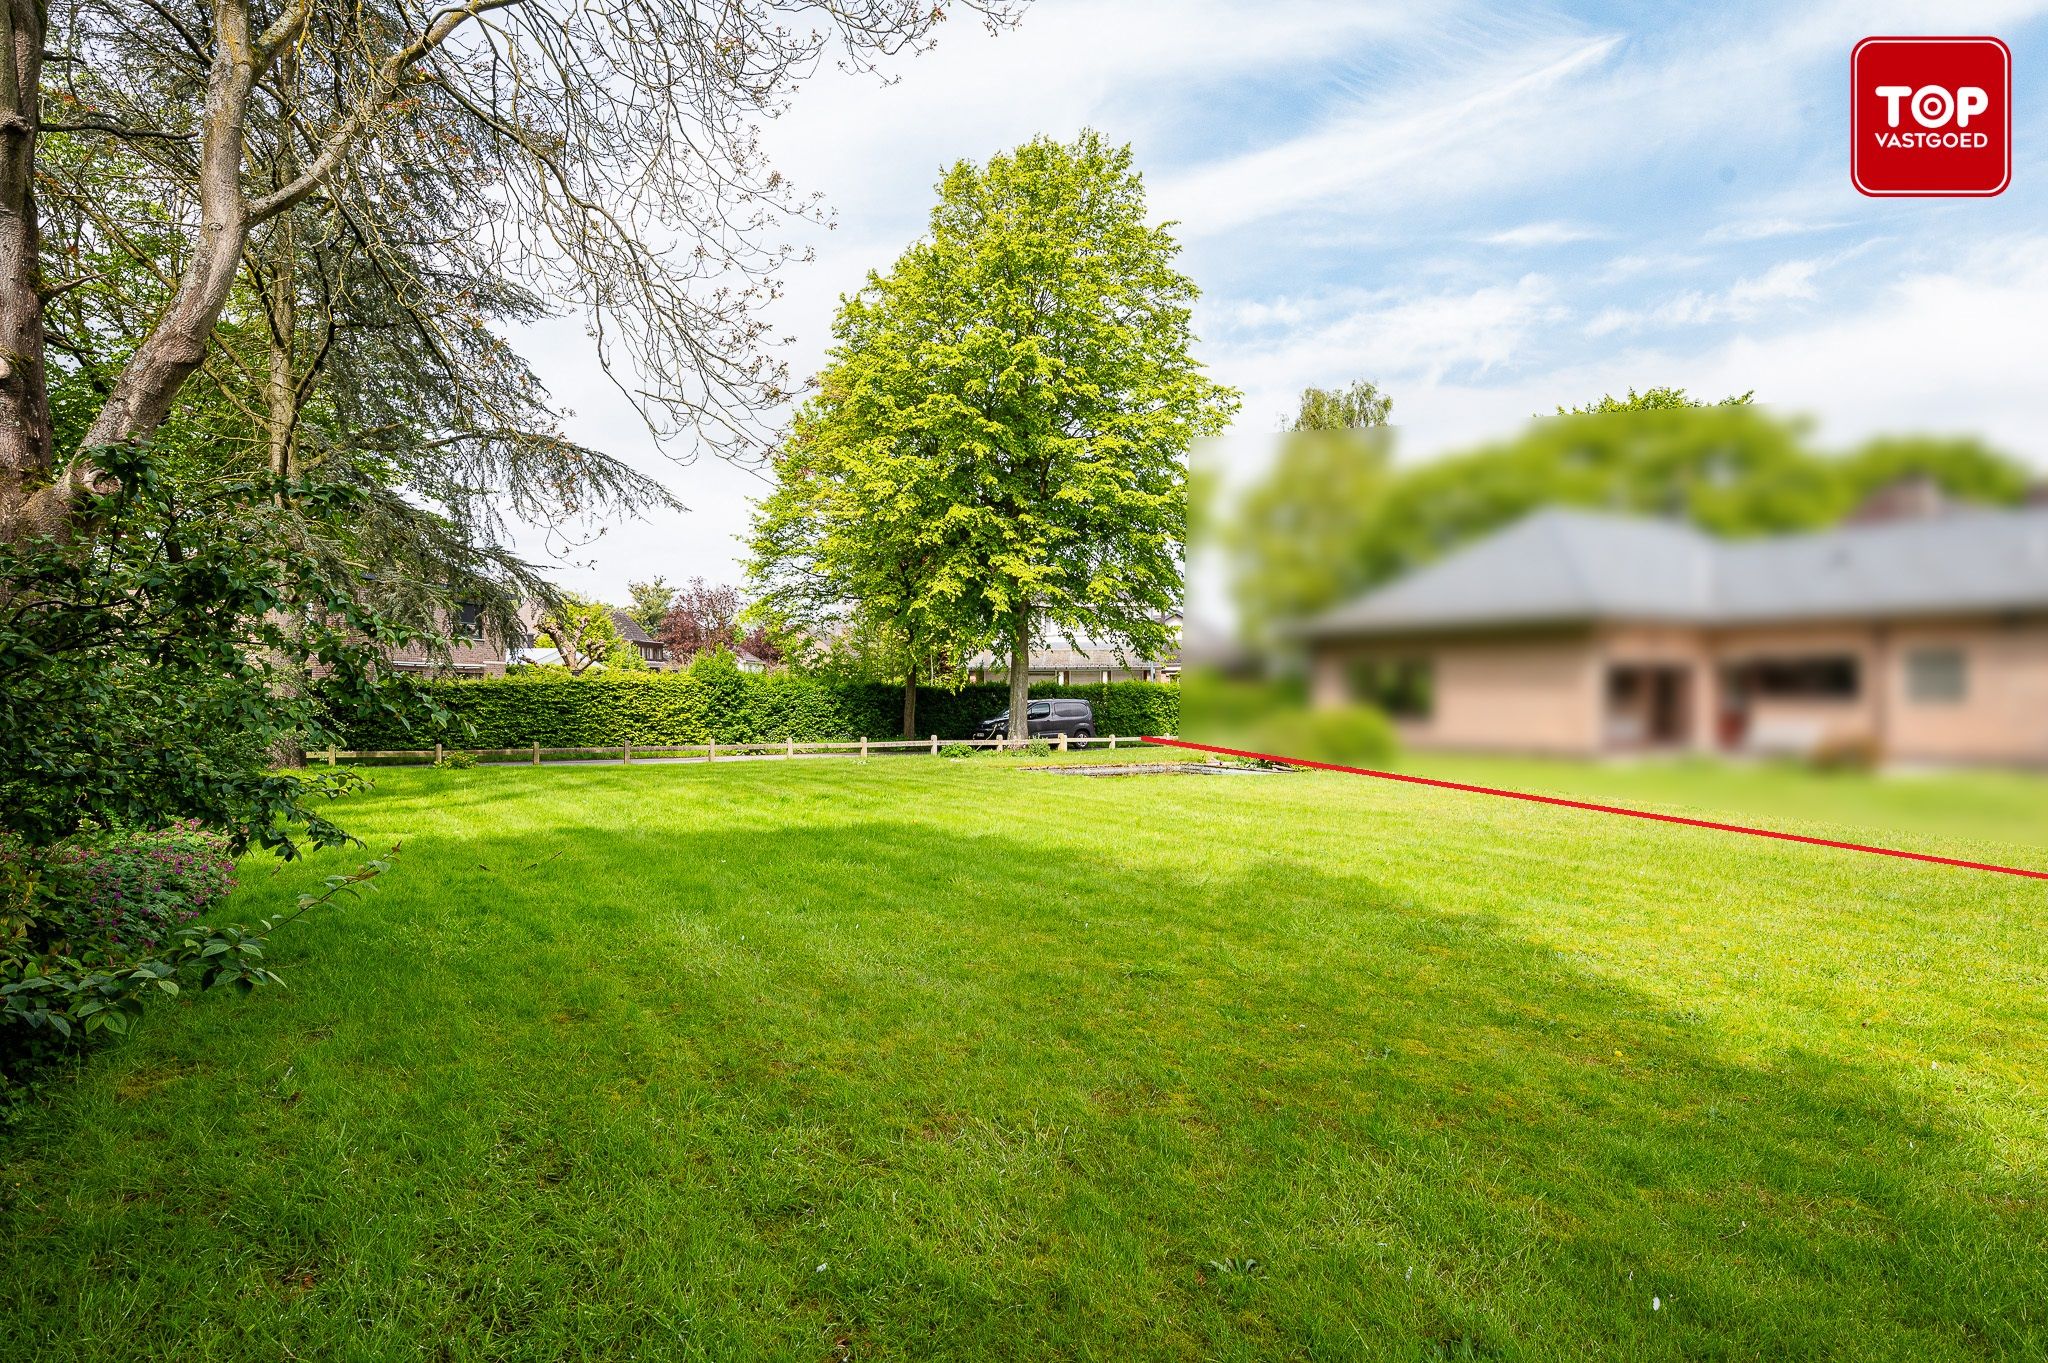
[384,602,533,677]
[610,611,670,669]
[1301,492,2048,766]
[966,625,1179,685]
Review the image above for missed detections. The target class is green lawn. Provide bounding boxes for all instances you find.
[4,754,2046,1360]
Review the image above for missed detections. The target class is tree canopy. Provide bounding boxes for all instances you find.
[748,131,1238,736]
[1290,378,1394,431]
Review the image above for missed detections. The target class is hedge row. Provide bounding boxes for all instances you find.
[328,663,1179,751]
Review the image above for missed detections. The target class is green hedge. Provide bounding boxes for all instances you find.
[328,659,1178,750]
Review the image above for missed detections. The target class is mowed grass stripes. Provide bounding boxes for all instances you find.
[3,756,2044,1361]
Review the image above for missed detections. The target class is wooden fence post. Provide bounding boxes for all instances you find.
[1058,731,1067,752]
[786,735,794,758]
[1108,734,1117,750]
[323,746,338,767]
[930,734,938,755]
[624,740,633,765]
[434,742,443,765]
[860,736,869,759]
[709,738,717,763]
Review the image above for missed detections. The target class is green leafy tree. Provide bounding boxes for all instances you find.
[1352,401,1835,589]
[1836,436,2035,507]
[625,578,678,635]
[1226,381,1395,639]
[1290,379,1394,431]
[535,596,642,675]
[1556,386,1754,416]
[757,132,1238,739]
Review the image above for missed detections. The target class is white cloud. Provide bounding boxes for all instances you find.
[1155,33,1625,235]
[1389,235,2048,469]
[1586,258,1825,337]
[1479,221,1607,247]
[1704,216,1847,244]
[1208,273,1566,429]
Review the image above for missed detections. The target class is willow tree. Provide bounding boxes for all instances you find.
[751,131,1238,739]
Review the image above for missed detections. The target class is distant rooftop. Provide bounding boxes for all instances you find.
[610,610,656,645]
[1302,503,2048,638]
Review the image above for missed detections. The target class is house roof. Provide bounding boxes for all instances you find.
[610,610,656,644]
[1301,504,2048,638]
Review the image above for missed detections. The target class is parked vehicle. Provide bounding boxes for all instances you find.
[973,699,1095,740]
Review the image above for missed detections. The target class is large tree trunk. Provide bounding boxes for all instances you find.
[80,0,259,453]
[262,72,301,485]
[0,0,51,540]
[1006,604,1031,742]
[900,656,918,738]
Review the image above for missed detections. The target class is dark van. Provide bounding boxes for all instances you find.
[972,698,1095,740]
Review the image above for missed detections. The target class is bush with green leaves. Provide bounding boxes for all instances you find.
[0,446,426,856]
[1,447,429,1103]
[2,850,396,1105]
[1249,704,1399,769]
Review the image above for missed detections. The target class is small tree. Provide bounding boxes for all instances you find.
[1227,381,1395,639]
[535,596,639,675]
[1289,379,1394,431]
[658,578,742,665]
[625,578,678,635]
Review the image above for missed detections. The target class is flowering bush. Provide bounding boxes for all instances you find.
[2,825,392,1109]
[44,823,238,951]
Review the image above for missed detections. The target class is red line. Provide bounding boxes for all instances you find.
[1140,737,2048,881]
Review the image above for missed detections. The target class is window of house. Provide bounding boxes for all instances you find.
[1348,658,1433,719]
[1746,656,1859,699]
[454,602,483,642]
[1906,647,1967,703]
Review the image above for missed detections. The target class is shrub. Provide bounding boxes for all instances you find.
[1808,734,1880,773]
[1,442,399,858]
[324,661,1180,750]
[2,835,395,1108]
[32,823,238,953]
[939,743,977,759]
[1249,704,1399,769]
[434,751,477,769]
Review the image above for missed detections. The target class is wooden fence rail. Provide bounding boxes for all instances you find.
[313,733,1163,766]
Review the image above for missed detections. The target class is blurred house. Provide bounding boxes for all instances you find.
[1301,490,2048,766]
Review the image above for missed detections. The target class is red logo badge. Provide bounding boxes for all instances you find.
[1852,36,2010,197]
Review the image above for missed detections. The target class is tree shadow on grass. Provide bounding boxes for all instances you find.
[5,804,2044,1363]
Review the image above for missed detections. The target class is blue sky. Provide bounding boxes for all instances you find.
[518,0,2048,598]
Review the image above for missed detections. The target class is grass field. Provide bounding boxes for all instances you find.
[4,752,2046,1360]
